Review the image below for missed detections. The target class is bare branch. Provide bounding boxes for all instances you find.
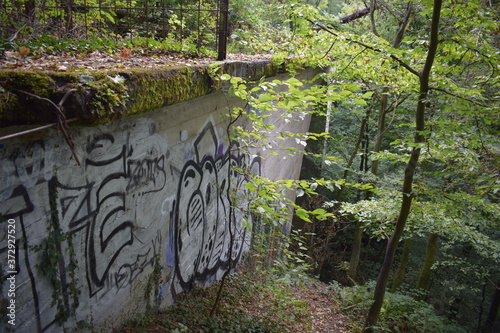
[17,90,80,165]
[339,6,371,24]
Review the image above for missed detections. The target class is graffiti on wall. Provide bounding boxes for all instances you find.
[0,117,260,332]
[167,121,261,296]
[0,121,165,331]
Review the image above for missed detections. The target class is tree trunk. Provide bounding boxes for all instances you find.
[337,115,368,201]
[370,2,414,177]
[347,1,415,287]
[369,0,379,37]
[483,281,500,333]
[363,0,442,331]
[348,221,363,282]
[390,237,412,293]
[414,233,439,301]
[322,66,334,173]
[344,114,368,281]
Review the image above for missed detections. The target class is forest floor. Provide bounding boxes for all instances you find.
[118,263,354,333]
[287,283,353,332]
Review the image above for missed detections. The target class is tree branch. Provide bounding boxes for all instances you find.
[429,86,489,107]
[307,19,420,77]
[18,89,80,165]
[393,2,414,48]
[369,1,379,36]
[339,6,371,24]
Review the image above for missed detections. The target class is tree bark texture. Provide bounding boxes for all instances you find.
[348,221,364,282]
[363,0,442,331]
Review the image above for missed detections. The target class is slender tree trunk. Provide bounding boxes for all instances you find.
[363,0,442,331]
[390,237,412,292]
[370,2,413,177]
[369,0,379,37]
[370,92,388,177]
[344,114,368,281]
[414,233,439,301]
[347,221,363,282]
[337,115,368,201]
[347,1,415,286]
[483,281,500,333]
[322,66,335,171]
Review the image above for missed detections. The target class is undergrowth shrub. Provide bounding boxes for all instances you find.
[329,281,468,333]
[271,229,318,286]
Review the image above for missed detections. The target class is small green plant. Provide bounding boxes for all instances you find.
[272,229,317,286]
[144,256,163,311]
[83,75,129,118]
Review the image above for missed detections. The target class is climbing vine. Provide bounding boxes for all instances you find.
[31,176,80,326]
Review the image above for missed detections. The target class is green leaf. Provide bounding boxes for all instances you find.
[245,182,258,192]
[354,98,368,106]
[311,208,327,215]
[241,217,252,231]
[296,208,311,222]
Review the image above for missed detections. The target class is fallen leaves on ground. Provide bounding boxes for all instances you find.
[289,282,352,333]
[118,270,353,333]
[0,50,272,72]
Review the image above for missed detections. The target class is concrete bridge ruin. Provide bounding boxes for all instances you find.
[0,60,320,332]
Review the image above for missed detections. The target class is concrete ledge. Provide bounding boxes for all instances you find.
[0,59,284,127]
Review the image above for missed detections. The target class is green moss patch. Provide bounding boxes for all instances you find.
[0,60,283,127]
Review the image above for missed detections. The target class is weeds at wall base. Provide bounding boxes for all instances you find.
[117,257,314,333]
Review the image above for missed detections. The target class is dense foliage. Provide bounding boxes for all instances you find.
[222,0,499,331]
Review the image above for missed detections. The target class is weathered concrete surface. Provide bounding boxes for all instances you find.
[0,61,321,332]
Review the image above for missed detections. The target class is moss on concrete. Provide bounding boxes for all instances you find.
[0,70,68,125]
[0,60,284,127]
[124,66,214,115]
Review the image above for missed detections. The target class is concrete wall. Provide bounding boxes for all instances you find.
[0,64,320,332]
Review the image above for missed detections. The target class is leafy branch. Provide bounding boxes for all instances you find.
[306,18,421,77]
[429,86,490,107]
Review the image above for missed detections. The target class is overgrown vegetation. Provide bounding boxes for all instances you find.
[118,257,316,333]
[331,281,467,333]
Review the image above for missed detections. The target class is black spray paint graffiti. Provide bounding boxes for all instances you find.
[1,117,261,331]
[1,124,165,332]
[0,140,54,332]
[168,121,261,296]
